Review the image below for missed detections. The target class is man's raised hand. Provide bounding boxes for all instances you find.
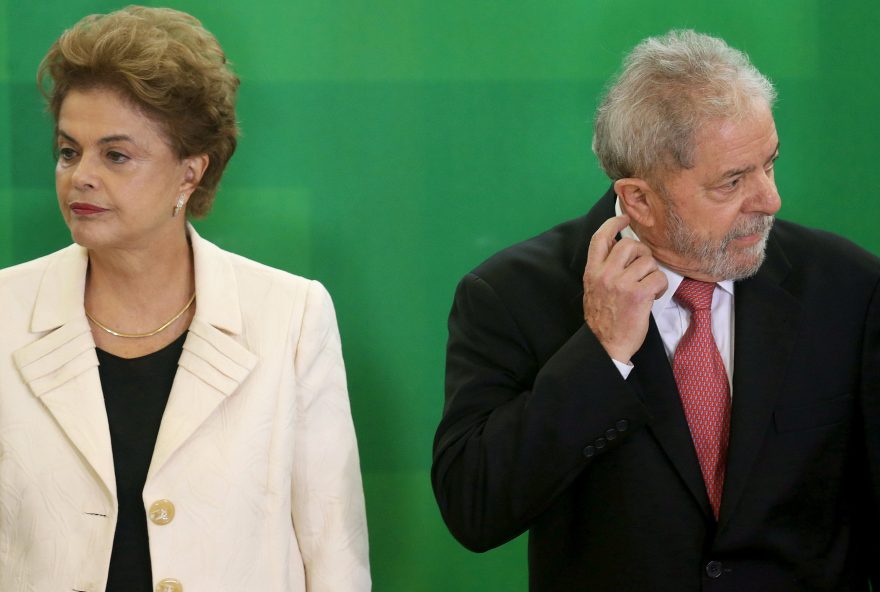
[583,215,668,365]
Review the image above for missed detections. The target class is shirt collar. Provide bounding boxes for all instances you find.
[613,196,734,307]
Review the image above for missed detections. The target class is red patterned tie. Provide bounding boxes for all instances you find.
[672,279,731,519]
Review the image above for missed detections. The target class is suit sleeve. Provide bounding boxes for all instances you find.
[290,281,371,591]
[432,272,652,552]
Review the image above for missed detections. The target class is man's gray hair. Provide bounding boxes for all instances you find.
[592,30,776,182]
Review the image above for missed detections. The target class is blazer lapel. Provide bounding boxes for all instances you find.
[146,226,257,482]
[12,245,117,498]
[632,319,713,516]
[718,238,799,530]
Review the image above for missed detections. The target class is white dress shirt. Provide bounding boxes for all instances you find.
[610,198,734,389]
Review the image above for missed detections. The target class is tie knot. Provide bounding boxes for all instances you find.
[674,278,716,312]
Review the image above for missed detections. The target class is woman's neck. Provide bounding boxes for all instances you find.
[84,228,196,358]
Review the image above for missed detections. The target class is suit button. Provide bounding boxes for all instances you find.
[149,500,175,526]
[706,560,723,579]
[156,579,183,592]
[594,437,607,449]
[583,445,596,458]
[605,428,617,441]
[616,419,629,432]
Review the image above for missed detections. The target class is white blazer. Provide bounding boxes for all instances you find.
[0,225,371,592]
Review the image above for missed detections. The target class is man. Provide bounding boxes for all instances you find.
[432,30,880,591]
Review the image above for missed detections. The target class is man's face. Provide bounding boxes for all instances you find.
[644,102,781,282]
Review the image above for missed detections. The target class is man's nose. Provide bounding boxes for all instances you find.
[748,170,781,216]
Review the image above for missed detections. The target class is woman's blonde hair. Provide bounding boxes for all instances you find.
[38,5,240,217]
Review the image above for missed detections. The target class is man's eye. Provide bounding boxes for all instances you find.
[107,151,129,164]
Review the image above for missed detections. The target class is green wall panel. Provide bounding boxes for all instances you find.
[0,1,9,257]
[2,1,879,590]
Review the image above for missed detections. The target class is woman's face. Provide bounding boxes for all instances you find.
[55,87,205,252]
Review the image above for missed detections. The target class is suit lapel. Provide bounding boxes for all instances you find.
[718,238,799,529]
[146,226,257,482]
[632,319,713,516]
[631,253,800,527]
[12,245,117,497]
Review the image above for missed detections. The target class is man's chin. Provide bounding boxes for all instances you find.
[729,256,766,280]
[717,242,768,280]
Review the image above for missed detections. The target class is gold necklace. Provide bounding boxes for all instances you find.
[86,293,196,338]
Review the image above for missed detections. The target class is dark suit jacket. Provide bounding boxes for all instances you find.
[433,187,880,591]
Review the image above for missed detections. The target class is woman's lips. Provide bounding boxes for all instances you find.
[69,202,109,216]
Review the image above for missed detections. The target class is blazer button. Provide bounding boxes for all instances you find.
[149,500,176,526]
[594,437,607,449]
[583,445,597,458]
[615,419,629,432]
[604,428,618,441]
[705,560,723,579]
[156,578,183,592]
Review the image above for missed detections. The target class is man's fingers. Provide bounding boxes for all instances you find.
[617,255,667,300]
[605,238,653,270]
[620,251,660,282]
[644,269,669,299]
[587,215,631,264]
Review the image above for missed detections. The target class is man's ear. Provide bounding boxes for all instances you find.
[613,177,661,228]
[180,154,210,194]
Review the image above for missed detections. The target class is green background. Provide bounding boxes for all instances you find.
[1,1,879,590]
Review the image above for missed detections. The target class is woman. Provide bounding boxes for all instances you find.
[0,6,370,592]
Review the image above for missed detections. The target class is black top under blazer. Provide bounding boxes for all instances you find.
[433,187,880,591]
